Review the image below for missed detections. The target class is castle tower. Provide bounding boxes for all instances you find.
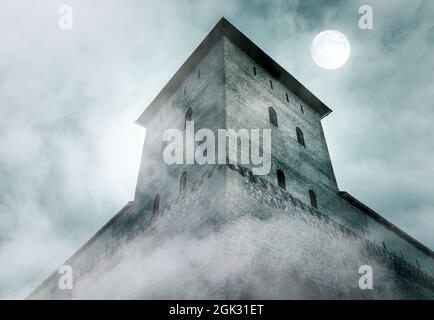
[29,18,434,299]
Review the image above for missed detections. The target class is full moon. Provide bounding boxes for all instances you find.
[311,30,351,70]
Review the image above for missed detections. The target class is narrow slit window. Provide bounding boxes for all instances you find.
[180,171,187,192]
[300,105,304,114]
[296,127,305,147]
[309,190,318,209]
[277,170,286,190]
[185,108,192,129]
[270,80,273,90]
[153,194,160,214]
[268,107,278,127]
[184,85,187,95]
[198,69,200,79]
[286,92,289,103]
[253,66,257,76]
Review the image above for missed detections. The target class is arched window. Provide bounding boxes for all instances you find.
[180,171,187,192]
[296,127,305,147]
[309,190,318,209]
[185,108,192,129]
[268,107,278,127]
[153,194,160,214]
[277,169,286,190]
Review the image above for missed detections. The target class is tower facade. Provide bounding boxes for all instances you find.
[29,18,434,299]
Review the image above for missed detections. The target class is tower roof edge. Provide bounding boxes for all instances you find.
[136,17,332,126]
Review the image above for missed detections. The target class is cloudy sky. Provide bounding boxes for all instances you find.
[0,0,433,299]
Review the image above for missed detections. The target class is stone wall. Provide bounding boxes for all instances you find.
[28,163,434,299]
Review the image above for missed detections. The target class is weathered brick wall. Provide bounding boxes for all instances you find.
[28,164,434,299]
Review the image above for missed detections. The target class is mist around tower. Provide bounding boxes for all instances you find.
[162,121,272,175]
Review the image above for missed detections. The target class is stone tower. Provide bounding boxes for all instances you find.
[29,18,434,299]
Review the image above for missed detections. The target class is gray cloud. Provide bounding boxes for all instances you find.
[0,0,433,298]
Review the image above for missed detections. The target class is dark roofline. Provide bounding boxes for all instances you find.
[136,17,332,126]
[338,191,434,259]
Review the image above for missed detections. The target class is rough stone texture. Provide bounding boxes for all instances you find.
[28,29,434,299]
